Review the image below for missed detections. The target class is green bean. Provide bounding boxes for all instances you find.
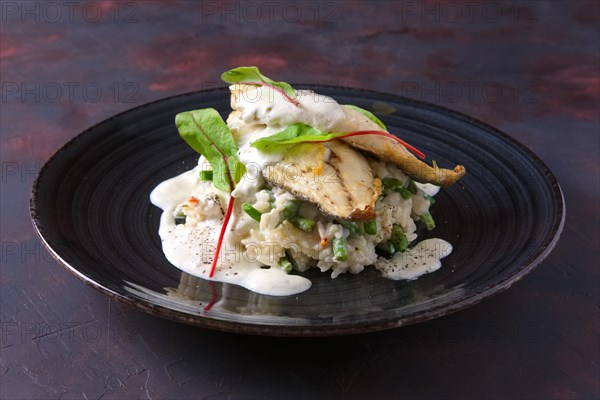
[242,203,263,222]
[339,221,361,237]
[363,219,377,235]
[391,224,409,253]
[267,190,276,207]
[382,177,416,199]
[285,249,298,269]
[420,211,436,231]
[332,237,348,261]
[396,187,413,200]
[407,179,418,194]
[173,206,187,225]
[376,241,396,258]
[277,200,299,225]
[200,170,213,181]
[382,177,403,189]
[278,256,293,273]
[289,216,316,232]
[173,207,186,219]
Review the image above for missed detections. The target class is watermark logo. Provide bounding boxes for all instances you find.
[1,162,41,183]
[398,1,539,24]
[1,241,57,264]
[1,1,140,23]
[1,81,140,104]
[399,81,540,104]
[200,1,339,23]
[219,80,539,107]
[1,321,141,344]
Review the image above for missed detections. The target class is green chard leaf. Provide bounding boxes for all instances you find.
[251,123,345,152]
[221,66,297,100]
[175,108,245,192]
[344,105,387,130]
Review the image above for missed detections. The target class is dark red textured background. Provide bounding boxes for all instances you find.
[1,1,598,399]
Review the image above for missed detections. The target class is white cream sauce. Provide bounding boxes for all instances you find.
[150,167,312,296]
[232,86,346,132]
[375,238,452,280]
[228,86,347,170]
[415,182,440,197]
[150,86,453,296]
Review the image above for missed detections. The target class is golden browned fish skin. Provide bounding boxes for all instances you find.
[332,107,466,187]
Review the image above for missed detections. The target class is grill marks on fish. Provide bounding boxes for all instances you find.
[327,148,353,208]
[261,141,381,220]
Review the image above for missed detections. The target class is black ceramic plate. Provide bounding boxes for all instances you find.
[31,86,564,336]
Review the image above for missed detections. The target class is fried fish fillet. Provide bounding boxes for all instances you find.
[227,84,464,220]
[229,84,465,187]
[331,107,465,187]
[262,141,381,221]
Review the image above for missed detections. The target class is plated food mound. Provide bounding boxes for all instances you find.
[150,67,466,296]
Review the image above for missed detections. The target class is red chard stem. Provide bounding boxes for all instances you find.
[209,195,235,278]
[242,81,300,107]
